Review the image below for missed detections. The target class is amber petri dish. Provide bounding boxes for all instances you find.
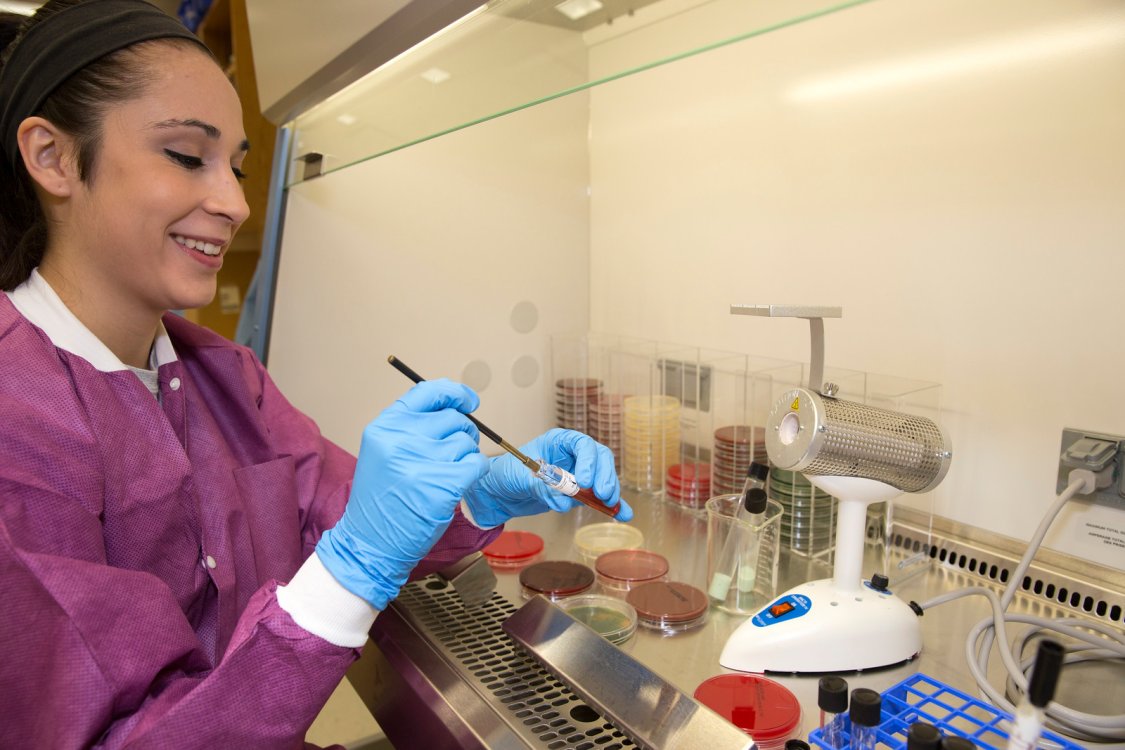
[595,549,669,595]
[519,560,595,600]
[574,522,645,565]
[483,530,544,570]
[693,674,801,749]
[626,581,709,633]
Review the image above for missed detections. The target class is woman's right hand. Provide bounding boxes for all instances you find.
[315,379,490,609]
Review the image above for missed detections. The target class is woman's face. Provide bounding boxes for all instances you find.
[64,43,250,315]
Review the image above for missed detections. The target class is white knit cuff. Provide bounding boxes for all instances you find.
[277,552,378,648]
[460,498,500,530]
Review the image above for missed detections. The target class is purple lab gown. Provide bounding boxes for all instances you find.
[0,295,499,749]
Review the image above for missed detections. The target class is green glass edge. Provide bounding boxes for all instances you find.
[287,0,877,188]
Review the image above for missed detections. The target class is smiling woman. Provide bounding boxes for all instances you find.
[0,4,627,749]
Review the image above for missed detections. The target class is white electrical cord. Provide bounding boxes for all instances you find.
[918,471,1125,743]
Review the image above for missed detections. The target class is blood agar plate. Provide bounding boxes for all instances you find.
[482,530,544,570]
[519,560,595,600]
[557,594,638,645]
[626,580,708,633]
[595,549,669,596]
[693,674,801,749]
[665,461,712,510]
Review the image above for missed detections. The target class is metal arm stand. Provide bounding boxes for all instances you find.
[729,304,842,393]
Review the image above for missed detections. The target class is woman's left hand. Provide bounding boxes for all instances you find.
[461,428,632,529]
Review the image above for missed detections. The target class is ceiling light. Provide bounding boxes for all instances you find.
[555,0,603,22]
[787,16,1125,103]
[420,67,452,84]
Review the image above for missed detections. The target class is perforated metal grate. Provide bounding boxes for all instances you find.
[396,579,638,749]
[806,397,949,493]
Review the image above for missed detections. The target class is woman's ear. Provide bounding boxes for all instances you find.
[16,116,76,198]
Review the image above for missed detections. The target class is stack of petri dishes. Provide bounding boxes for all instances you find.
[664,461,712,510]
[573,523,645,567]
[589,392,626,465]
[555,378,603,435]
[482,530,544,571]
[622,395,681,492]
[626,580,708,634]
[557,594,638,646]
[711,425,766,496]
[769,467,837,557]
[594,549,669,598]
[519,560,596,601]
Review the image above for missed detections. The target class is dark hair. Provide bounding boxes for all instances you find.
[0,0,204,290]
[0,13,23,55]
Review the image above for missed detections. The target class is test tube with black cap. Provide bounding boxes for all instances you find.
[1006,639,1065,750]
[818,676,849,749]
[906,722,941,750]
[707,462,770,601]
[942,736,977,749]
[848,688,881,750]
[785,741,811,750]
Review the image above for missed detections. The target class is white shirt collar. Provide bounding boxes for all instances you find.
[5,268,177,373]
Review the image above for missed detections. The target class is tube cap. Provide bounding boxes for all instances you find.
[817,676,848,713]
[906,722,941,750]
[744,487,769,515]
[849,688,881,727]
[941,737,977,750]
[746,461,770,481]
[1028,639,1065,708]
[785,741,811,750]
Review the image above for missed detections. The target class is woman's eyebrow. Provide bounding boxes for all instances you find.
[152,118,250,151]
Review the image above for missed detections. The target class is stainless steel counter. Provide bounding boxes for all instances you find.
[350,491,1125,748]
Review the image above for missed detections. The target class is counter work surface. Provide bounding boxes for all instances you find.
[496,489,1122,745]
[357,490,1123,748]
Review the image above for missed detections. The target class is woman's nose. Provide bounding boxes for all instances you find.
[203,168,251,225]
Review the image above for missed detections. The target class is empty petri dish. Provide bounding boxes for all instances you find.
[693,674,801,749]
[519,560,595,600]
[482,530,544,570]
[595,549,669,595]
[574,522,645,565]
[558,594,638,645]
[627,581,708,633]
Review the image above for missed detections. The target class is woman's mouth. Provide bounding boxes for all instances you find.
[172,234,223,256]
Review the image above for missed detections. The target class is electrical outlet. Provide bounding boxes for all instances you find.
[1057,427,1125,508]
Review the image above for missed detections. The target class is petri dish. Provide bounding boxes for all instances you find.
[693,674,801,749]
[482,530,544,570]
[574,522,644,564]
[557,594,638,645]
[519,560,595,600]
[595,549,669,595]
[627,580,709,633]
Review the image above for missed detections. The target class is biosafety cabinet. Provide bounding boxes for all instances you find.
[254,0,1125,576]
[248,1,1125,745]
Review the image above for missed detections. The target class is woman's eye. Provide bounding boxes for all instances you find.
[232,167,248,182]
[164,149,204,169]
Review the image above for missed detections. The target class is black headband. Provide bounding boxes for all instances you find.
[0,0,207,167]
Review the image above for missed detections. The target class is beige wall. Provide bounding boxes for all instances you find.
[586,0,1125,567]
[268,0,1125,569]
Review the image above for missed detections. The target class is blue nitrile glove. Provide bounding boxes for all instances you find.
[461,428,633,529]
[316,379,491,609]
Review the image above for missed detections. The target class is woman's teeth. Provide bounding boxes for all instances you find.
[173,234,221,256]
